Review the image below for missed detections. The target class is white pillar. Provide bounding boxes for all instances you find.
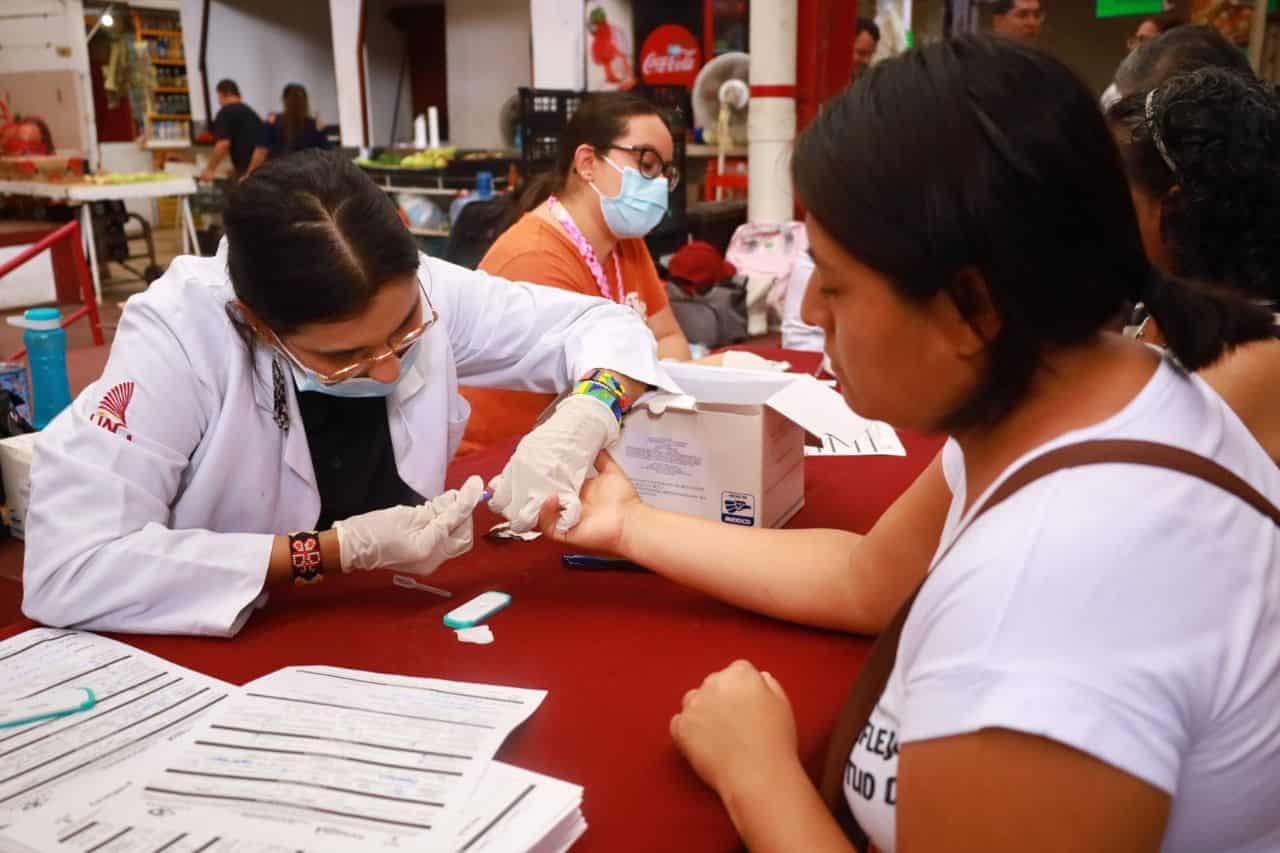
[747,0,797,224]
[63,0,100,172]
[1248,0,1268,73]
[329,0,366,148]
[531,0,586,89]
[180,0,208,126]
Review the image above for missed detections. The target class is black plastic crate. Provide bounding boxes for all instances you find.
[518,89,585,170]
[518,88,586,137]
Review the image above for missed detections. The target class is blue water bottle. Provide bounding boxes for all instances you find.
[7,308,71,429]
[448,171,496,225]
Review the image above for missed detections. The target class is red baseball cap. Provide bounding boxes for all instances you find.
[667,240,736,292]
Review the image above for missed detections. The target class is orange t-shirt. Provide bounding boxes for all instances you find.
[458,210,669,455]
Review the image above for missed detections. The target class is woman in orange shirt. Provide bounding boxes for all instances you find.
[461,92,691,453]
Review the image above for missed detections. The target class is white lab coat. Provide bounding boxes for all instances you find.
[24,250,676,637]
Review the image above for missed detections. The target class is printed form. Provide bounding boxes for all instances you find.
[0,629,233,834]
[8,665,551,852]
[9,761,584,853]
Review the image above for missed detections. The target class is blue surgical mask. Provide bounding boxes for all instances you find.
[287,337,423,398]
[591,156,669,239]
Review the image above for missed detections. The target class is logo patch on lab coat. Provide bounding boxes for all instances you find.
[90,381,134,441]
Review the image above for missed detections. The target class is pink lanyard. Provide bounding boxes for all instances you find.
[547,195,624,304]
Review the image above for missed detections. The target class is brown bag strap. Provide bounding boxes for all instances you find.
[819,439,1280,850]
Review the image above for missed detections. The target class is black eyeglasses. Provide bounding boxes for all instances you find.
[606,144,681,191]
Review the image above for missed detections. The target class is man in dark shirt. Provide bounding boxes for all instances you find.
[200,79,263,182]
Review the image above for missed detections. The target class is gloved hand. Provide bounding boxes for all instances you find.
[488,394,621,534]
[334,476,486,574]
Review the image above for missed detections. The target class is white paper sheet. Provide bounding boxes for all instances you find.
[450,762,584,853]
[8,761,584,853]
[8,666,548,853]
[804,420,907,457]
[0,629,233,833]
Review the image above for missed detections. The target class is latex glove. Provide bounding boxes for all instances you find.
[488,395,620,534]
[333,476,485,574]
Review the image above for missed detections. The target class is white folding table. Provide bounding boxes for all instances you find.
[0,177,199,302]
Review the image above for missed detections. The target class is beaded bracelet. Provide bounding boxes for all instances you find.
[573,379,624,423]
[572,369,634,424]
[583,369,634,406]
[289,531,324,585]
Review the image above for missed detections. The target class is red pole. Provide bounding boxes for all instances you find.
[795,0,856,132]
[66,221,105,346]
[1,218,105,359]
[0,220,79,280]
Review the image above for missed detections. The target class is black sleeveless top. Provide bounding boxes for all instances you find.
[295,390,421,529]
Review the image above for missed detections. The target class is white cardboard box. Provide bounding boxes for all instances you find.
[616,362,874,528]
[0,432,37,540]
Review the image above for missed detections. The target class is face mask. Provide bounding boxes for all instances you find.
[591,156,669,239]
[287,337,423,399]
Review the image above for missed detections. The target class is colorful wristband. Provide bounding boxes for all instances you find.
[581,369,631,403]
[289,531,324,585]
[575,369,634,420]
[573,379,625,423]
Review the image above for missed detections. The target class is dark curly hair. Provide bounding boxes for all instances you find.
[1109,67,1280,303]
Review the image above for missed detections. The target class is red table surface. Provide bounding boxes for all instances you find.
[1,346,944,852]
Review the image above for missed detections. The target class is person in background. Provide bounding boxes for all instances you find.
[1129,11,1186,52]
[1109,67,1280,461]
[536,36,1279,852]
[850,17,881,83]
[1101,12,1188,108]
[245,82,328,174]
[1112,23,1251,101]
[991,0,1044,44]
[200,79,262,182]
[457,92,690,456]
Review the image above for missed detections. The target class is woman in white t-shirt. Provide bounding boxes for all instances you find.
[537,36,1280,852]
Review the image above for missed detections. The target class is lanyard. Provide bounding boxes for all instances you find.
[547,195,624,304]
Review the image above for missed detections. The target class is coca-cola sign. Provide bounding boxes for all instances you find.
[639,24,701,87]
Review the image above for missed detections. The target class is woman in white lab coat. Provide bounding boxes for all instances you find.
[23,151,673,637]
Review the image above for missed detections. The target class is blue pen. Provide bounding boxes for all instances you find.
[562,554,648,572]
[0,687,97,729]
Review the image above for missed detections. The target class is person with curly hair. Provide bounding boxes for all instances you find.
[1109,66,1280,460]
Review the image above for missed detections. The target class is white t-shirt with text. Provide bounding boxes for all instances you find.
[846,359,1280,852]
